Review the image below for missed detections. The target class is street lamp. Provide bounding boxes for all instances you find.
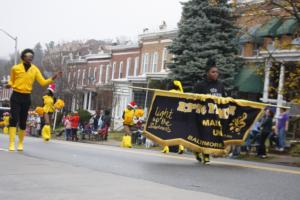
[0,28,18,65]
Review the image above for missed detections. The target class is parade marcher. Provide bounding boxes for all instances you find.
[121,102,137,148]
[257,109,274,158]
[41,83,56,141]
[193,58,226,163]
[162,80,185,154]
[6,49,61,151]
[276,107,289,151]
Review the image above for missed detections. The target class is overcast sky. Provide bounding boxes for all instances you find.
[0,0,186,59]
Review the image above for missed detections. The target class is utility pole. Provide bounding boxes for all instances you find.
[0,28,18,64]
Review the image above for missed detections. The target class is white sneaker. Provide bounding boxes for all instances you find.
[261,155,267,159]
[279,148,284,152]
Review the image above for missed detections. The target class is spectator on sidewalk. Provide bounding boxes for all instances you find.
[70,111,80,141]
[244,120,261,153]
[64,114,72,141]
[276,108,289,152]
[92,110,102,132]
[99,110,111,141]
[257,109,274,158]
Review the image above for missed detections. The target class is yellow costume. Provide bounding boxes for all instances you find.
[121,102,136,148]
[41,95,55,141]
[8,57,53,151]
[123,109,135,126]
[8,62,53,94]
[43,95,55,113]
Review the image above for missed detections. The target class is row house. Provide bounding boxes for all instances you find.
[111,28,176,129]
[63,52,113,113]
[237,3,300,115]
[110,44,141,128]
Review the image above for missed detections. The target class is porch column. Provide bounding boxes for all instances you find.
[83,92,88,110]
[262,59,271,103]
[88,91,92,111]
[276,63,285,117]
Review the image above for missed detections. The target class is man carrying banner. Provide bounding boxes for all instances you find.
[193,58,226,163]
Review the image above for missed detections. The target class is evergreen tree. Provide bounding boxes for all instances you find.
[168,0,242,92]
[32,42,46,107]
[33,42,44,68]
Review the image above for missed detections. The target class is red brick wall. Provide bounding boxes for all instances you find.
[140,40,172,75]
[111,48,140,79]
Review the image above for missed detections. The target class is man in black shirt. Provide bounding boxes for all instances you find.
[193,58,226,163]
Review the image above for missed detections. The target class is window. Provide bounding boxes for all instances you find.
[68,72,71,84]
[134,91,146,108]
[142,53,149,74]
[126,57,131,78]
[82,69,85,85]
[99,65,103,83]
[105,64,110,83]
[134,57,139,76]
[93,67,97,83]
[77,69,81,85]
[152,52,158,72]
[119,62,123,78]
[162,48,168,70]
[88,67,91,84]
[111,62,116,80]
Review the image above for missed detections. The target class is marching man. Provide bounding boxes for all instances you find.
[6,49,61,151]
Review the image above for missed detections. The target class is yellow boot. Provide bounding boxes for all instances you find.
[121,135,132,148]
[3,127,8,135]
[17,129,25,151]
[178,145,184,154]
[162,146,169,153]
[42,125,51,141]
[8,127,17,151]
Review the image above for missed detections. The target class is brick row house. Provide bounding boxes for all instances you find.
[62,27,176,129]
[111,29,176,129]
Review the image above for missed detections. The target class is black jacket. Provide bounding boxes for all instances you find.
[193,79,227,97]
[260,116,273,133]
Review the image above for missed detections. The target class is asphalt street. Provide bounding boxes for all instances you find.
[0,134,299,200]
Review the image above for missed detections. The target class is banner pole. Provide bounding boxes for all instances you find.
[128,86,290,109]
[53,110,58,132]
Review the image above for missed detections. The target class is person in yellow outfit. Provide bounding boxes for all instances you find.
[121,101,137,148]
[5,49,61,151]
[2,112,10,135]
[41,83,56,141]
[162,80,185,154]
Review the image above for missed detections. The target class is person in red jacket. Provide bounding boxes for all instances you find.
[70,111,80,141]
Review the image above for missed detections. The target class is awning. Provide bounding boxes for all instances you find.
[256,17,283,37]
[275,18,299,36]
[235,67,263,93]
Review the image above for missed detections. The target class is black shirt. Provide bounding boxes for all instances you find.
[260,116,273,133]
[193,79,227,97]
